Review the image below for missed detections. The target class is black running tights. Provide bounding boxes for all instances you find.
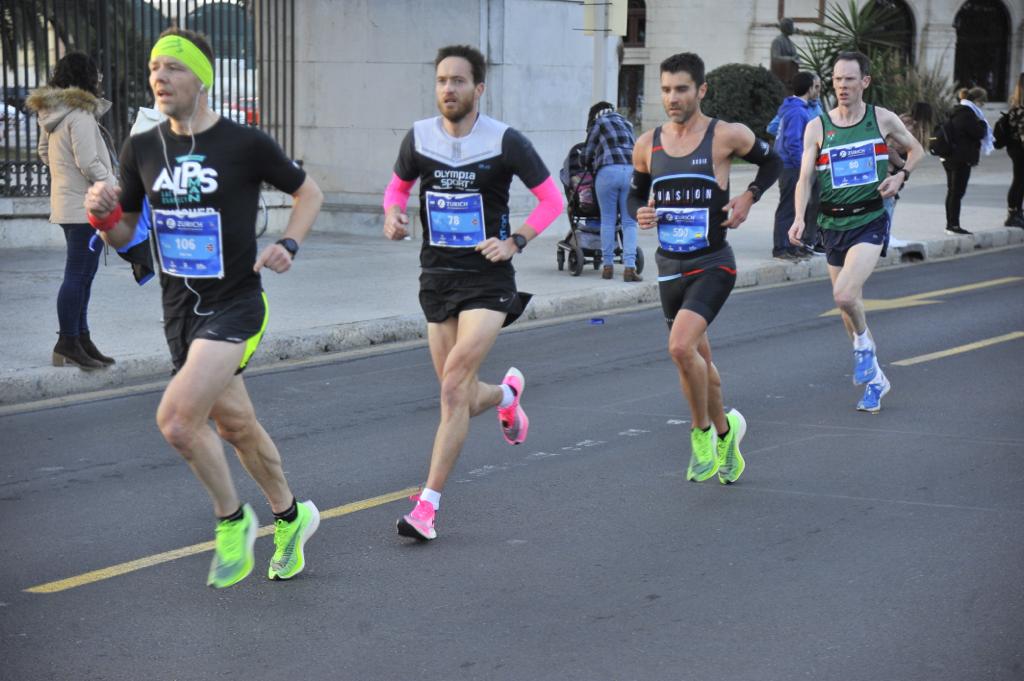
[942,160,972,228]
[1008,147,1024,211]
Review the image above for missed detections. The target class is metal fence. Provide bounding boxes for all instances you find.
[1,0,295,197]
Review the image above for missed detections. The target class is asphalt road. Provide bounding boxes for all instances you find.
[2,248,1022,681]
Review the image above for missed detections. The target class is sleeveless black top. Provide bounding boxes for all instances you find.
[650,119,730,259]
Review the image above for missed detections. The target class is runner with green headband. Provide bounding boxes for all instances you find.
[84,27,326,588]
[150,34,215,90]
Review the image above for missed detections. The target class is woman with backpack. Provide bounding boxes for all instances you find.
[941,87,992,236]
[995,74,1024,228]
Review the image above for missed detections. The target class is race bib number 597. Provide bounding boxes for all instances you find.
[656,207,710,253]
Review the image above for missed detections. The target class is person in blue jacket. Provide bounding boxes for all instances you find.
[771,71,822,259]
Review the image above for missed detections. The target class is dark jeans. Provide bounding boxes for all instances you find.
[57,223,102,336]
[1008,146,1024,211]
[772,167,820,252]
[942,160,972,228]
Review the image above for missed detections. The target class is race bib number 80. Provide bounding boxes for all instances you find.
[153,209,225,278]
[425,191,486,248]
[828,141,878,188]
[657,207,710,253]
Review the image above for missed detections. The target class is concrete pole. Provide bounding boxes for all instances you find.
[592,1,607,104]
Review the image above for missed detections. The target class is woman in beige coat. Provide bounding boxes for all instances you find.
[27,52,115,369]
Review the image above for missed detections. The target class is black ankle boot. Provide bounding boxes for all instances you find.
[52,335,104,370]
[79,332,115,365]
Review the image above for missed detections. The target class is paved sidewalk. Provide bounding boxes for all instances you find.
[1,153,1019,405]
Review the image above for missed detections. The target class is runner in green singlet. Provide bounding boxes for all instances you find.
[788,51,923,413]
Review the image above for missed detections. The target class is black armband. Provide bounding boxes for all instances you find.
[627,170,652,218]
[741,138,782,201]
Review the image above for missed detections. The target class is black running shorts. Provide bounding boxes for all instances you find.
[656,245,737,327]
[419,271,531,328]
[164,290,269,374]
[821,212,890,267]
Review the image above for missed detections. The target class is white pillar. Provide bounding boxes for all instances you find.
[592,1,608,103]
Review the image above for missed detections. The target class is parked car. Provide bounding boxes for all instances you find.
[2,101,37,148]
[233,97,260,126]
[210,99,246,125]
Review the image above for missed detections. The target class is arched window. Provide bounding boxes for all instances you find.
[624,0,645,48]
[874,0,915,64]
[954,0,1010,100]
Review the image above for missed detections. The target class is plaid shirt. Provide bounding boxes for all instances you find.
[582,111,635,171]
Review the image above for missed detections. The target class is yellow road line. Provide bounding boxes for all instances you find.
[821,276,1023,317]
[901,277,1022,300]
[892,331,1024,367]
[24,486,419,594]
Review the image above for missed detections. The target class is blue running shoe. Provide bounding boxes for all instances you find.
[853,347,878,385]
[857,374,891,413]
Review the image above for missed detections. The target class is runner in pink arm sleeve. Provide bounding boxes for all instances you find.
[524,176,563,233]
[383,172,415,213]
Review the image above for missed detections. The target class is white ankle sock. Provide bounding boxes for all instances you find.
[853,329,873,351]
[419,487,441,510]
[498,384,515,408]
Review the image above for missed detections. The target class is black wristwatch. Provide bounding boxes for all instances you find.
[898,167,911,182]
[511,233,528,252]
[746,183,763,203]
[276,238,299,259]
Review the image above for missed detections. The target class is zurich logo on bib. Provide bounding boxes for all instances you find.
[425,191,486,247]
[656,207,710,253]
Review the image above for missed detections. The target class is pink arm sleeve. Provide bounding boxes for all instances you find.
[524,176,563,235]
[382,173,416,212]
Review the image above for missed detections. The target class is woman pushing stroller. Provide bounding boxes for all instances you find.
[581,102,642,282]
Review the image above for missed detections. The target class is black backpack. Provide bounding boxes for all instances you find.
[928,115,955,157]
[993,111,1009,150]
[560,143,600,219]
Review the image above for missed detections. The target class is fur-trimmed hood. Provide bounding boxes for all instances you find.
[26,86,112,133]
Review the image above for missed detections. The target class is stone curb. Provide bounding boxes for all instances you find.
[2,228,1021,406]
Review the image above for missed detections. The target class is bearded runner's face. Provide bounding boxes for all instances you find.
[435,56,483,124]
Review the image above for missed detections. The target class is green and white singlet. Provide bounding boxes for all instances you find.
[815,105,889,231]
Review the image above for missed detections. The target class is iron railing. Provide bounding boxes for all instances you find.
[1,0,295,197]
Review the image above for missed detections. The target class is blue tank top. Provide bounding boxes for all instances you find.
[649,119,730,259]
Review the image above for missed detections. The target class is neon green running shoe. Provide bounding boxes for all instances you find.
[686,426,719,482]
[207,503,258,588]
[716,408,747,485]
[268,500,320,581]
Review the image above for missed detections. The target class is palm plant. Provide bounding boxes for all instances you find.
[795,0,908,106]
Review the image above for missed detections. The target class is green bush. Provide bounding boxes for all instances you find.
[702,63,786,140]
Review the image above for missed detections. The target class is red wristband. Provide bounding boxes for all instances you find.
[87,203,122,232]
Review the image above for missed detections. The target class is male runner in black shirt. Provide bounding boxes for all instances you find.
[631,53,781,485]
[382,45,562,540]
[85,28,324,588]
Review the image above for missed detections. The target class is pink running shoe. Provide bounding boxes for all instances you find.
[497,367,529,445]
[397,495,436,541]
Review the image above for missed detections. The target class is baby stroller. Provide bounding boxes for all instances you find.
[556,142,644,277]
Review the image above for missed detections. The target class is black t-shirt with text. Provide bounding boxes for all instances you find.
[119,117,306,312]
[393,114,550,275]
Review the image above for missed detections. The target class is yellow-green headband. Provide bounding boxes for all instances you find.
[151,35,214,89]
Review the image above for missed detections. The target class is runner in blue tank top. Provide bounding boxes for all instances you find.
[629,53,782,485]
